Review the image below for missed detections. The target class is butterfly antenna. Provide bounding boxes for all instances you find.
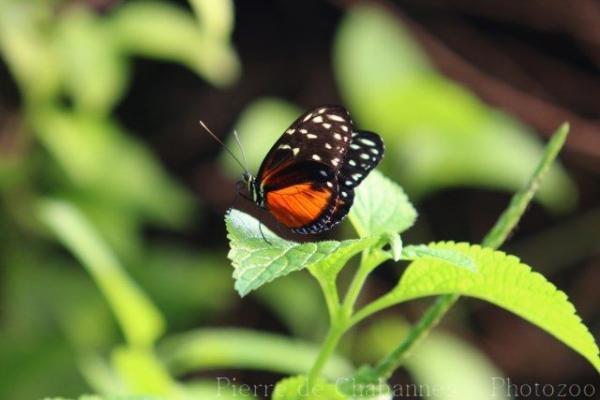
[199,120,247,173]
[232,130,250,173]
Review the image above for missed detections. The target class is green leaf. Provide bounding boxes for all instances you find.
[273,376,347,400]
[0,1,62,102]
[110,346,178,396]
[159,328,353,379]
[402,244,476,272]
[55,8,126,115]
[110,0,239,87]
[38,199,165,347]
[42,396,162,400]
[226,209,374,296]
[334,5,576,212]
[387,233,403,262]
[33,107,195,230]
[188,0,235,39]
[184,381,253,400]
[78,353,126,395]
[382,242,600,373]
[349,170,417,238]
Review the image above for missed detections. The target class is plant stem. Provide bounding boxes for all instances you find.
[369,124,569,380]
[373,294,457,379]
[314,274,340,321]
[307,317,346,388]
[308,247,390,389]
[343,250,389,314]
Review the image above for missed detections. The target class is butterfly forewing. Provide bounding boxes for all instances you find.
[255,105,384,234]
[257,106,353,183]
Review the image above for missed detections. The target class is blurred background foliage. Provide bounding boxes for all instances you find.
[0,0,598,399]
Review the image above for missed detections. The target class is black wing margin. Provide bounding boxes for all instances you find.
[327,130,385,227]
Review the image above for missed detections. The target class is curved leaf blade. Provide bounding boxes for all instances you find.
[159,328,353,379]
[111,1,239,86]
[226,209,373,297]
[273,376,347,400]
[38,199,165,347]
[402,244,476,272]
[386,242,600,373]
[349,170,417,238]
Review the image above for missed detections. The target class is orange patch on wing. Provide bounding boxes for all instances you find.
[266,183,332,228]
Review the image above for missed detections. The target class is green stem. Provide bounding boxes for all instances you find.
[308,246,390,387]
[307,269,346,389]
[373,294,457,379]
[343,249,389,314]
[368,124,570,380]
[307,315,347,388]
[317,276,340,322]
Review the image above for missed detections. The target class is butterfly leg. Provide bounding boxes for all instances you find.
[258,221,272,245]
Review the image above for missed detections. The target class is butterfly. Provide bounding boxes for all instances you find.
[239,105,384,234]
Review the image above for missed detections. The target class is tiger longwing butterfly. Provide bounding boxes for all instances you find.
[241,105,384,234]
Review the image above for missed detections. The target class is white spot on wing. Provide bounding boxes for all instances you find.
[352,173,362,180]
[318,108,326,114]
[327,114,345,122]
[312,116,323,123]
[278,144,291,150]
[312,154,322,161]
[331,158,339,166]
[360,138,376,146]
[326,181,334,188]
[334,133,342,140]
[325,143,332,149]
[292,147,300,156]
[319,170,328,177]
[341,125,349,132]
[350,144,360,150]
[307,134,318,139]
[300,129,308,134]
[360,153,370,160]
[303,113,313,122]
[322,123,331,129]
[286,129,295,135]
[349,160,357,166]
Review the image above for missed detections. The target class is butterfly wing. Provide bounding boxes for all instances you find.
[256,106,384,234]
[264,161,338,233]
[327,130,385,227]
[257,106,353,233]
[257,106,353,181]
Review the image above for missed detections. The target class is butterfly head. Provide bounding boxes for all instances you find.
[242,171,264,207]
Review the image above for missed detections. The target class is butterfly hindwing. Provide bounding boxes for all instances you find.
[327,130,385,227]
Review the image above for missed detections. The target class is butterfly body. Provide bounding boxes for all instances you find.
[242,105,384,234]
